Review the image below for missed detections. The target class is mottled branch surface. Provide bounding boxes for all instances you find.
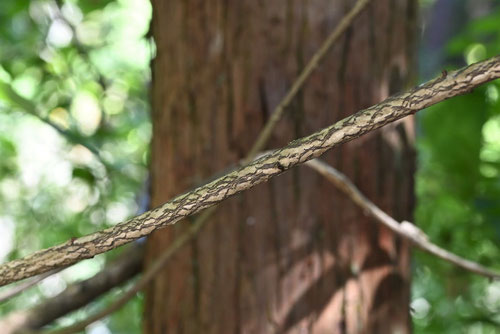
[0,56,499,287]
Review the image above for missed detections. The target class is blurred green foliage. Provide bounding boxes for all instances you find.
[0,0,151,332]
[414,7,500,333]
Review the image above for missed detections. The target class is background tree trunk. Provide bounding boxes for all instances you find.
[146,0,417,333]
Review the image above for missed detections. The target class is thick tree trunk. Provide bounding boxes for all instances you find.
[146,0,416,333]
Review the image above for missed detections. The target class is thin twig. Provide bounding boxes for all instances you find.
[305,159,500,279]
[0,268,64,304]
[0,54,498,287]
[244,0,371,162]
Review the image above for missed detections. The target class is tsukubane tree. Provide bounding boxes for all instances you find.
[146,0,417,332]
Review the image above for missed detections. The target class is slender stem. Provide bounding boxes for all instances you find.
[0,268,64,304]
[305,159,500,279]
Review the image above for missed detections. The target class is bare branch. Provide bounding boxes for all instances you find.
[0,55,499,287]
[305,159,500,279]
[0,269,64,304]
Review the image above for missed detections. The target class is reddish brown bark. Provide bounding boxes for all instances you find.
[146,0,416,333]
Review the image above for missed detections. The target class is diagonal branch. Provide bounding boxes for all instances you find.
[0,269,64,304]
[305,159,500,279]
[0,55,499,287]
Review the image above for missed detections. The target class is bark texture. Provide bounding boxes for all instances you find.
[147,0,417,333]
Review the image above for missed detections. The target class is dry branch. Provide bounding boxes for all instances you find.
[305,159,500,279]
[0,55,499,287]
[0,269,64,304]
